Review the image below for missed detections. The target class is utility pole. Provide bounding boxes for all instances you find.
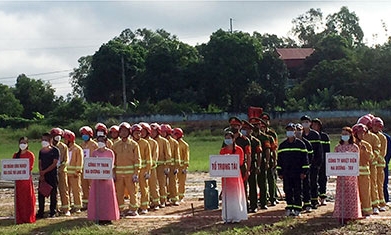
[230,18,233,33]
[121,56,127,110]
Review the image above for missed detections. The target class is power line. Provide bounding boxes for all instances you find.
[0,69,72,80]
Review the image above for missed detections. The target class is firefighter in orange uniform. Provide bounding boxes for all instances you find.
[140,122,161,210]
[161,124,181,206]
[172,127,190,202]
[51,128,70,216]
[95,123,113,149]
[63,129,83,213]
[109,125,120,144]
[131,124,152,214]
[112,122,141,216]
[79,126,98,209]
[150,123,171,208]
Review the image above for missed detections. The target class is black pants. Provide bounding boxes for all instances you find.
[257,158,267,207]
[310,166,320,205]
[283,174,302,211]
[302,175,311,206]
[318,158,327,199]
[240,164,249,211]
[248,162,258,210]
[38,174,58,216]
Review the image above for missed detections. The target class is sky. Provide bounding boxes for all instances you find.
[0,0,390,97]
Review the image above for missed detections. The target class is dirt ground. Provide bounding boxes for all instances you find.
[1,172,391,234]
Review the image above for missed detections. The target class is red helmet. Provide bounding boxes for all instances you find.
[95,123,108,135]
[109,125,119,133]
[352,123,367,134]
[173,128,184,138]
[160,124,172,134]
[119,122,131,131]
[357,115,373,128]
[131,124,142,133]
[50,127,64,137]
[79,126,94,137]
[63,129,76,142]
[150,123,161,132]
[139,122,151,134]
[372,117,384,129]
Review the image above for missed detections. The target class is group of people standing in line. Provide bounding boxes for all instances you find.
[219,113,391,223]
[13,122,189,225]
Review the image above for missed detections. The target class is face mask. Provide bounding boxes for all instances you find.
[341,135,350,142]
[286,131,295,138]
[97,142,106,148]
[19,143,28,151]
[302,122,311,128]
[82,135,90,141]
[41,141,50,148]
[54,136,61,142]
[295,131,303,138]
[224,138,233,146]
[97,131,104,137]
[240,129,247,136]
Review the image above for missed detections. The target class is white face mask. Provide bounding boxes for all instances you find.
[41,141,50,148]
[54,136,61,142]
[19,143,28,151]
[302,122,311,128]
[97,131,105,137]
[240,129,247,136]
[224,138,233,146]
[97,142,106,149]
[341,135,350,142]
[286,131,295,138]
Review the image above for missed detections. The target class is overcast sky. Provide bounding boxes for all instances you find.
[1,0,390,96]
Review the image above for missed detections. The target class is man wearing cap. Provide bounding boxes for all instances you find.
[260,113,279,205]
[241,119,262,212]
[311,118,330,205]
[295,124,314,212]
[172,128,190,203]
[277,123,309,217]
[225,117,251,211]
[300,115,323,209]
[250,117,273,209]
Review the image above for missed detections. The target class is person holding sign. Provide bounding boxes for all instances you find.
[219,131,248,223]
[353,123,373,217]
[37,133,59,218]
[88,135,119,224]
[333,127,362,222]
[277,123,309,217]
[13,137,36,224]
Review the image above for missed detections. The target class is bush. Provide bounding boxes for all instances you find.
[0,114,32,128]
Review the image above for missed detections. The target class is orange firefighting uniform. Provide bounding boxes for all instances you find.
[55,141,70,213]
[358,140,373,216]
[67,143,84,210]
[374,131,388,207]
[135,137,152,210]
[154,135,171,205]
[145,136,160,207]
[363,131,381,208]
[177,138,189,201]
[80,139,98,206]
[112,138,141,212]
[166,136,181,203]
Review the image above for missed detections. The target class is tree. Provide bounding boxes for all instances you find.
[291,8,325,46]
[325,6,364,47]
[0,84,23,117]
[70,55,92,97]
[13,74,56,119]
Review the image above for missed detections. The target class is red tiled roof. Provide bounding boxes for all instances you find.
[276,48,315,60]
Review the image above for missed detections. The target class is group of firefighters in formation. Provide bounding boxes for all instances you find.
[52,122,189,217]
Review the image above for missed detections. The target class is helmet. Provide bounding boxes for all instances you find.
[63,129,76,142]
[357,115,373,127]
[95,123,108,135]
[372,117,384,129]
[131,124,142,133]
[172,128,184,138]
[139,122,151,134]
[109,125,119,133]
[50,127,64,137]
[352,123,367,134]
[79,126,94,137]
[160,124,172,134]
[150,123,161,132]
[119,122,131,131]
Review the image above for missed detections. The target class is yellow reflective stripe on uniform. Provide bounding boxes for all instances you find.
[278,148,307,153]
[307,150,314,154]
[115,166,135,169]
[308,140,321,144]
[320,141,331,144]
[115,170,135,174]
[156,160,165,165]
[302,165,310,169]
[377,164,386,167]
[276,166,282,170]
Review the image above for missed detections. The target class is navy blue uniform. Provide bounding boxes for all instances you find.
[318,131,330,200]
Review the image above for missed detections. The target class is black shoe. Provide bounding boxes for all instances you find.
[48,213,56,218]
[269,201,277,207]
[248,208,258,213]
[260,205,268,210]
[311,204,318,209]
[36,213,44,219]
